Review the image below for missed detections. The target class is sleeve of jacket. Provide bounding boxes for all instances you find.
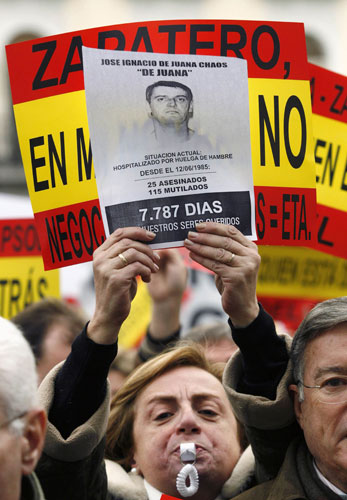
[35,362,110,500]
[137,328,180,362]
[223,334,302,483]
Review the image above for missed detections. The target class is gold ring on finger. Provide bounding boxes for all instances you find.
[118,253,129,267]
[228,252,235,265]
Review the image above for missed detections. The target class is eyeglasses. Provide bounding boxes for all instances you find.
[0,411,27,431]
[298,376,347,404]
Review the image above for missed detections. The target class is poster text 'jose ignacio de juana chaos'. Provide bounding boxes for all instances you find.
[6,20,316,269]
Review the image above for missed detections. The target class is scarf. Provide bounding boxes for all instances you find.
[296,439,345,500]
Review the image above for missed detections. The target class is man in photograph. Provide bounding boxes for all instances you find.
[145,80,194,146]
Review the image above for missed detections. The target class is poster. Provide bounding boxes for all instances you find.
[309,63,347,258]
[0,219,60,318]
[83,48,256,246]
[253,65,347,329]
[6,20,317,269]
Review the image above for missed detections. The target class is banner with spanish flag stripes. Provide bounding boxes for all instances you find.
[0,219,60,318]
[309,63,347,258]
[6,20,316,269]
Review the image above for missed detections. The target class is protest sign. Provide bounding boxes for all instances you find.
[253,65,347,330]
[83,49,256,245]
[6,20,316,269]
[257,245,347,300]
[0,219,60,318]
[256,243,347,332]
[309,63,347,258]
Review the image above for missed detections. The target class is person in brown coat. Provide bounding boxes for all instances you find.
[230,296,347,500]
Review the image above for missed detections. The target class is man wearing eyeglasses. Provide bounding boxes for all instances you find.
[289,299,347,499]
[0,317,46,500]
[226,296,347,500]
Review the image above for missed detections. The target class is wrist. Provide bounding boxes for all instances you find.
[149,301,181,340]
[228,303,260,329]
[87,316,120,345]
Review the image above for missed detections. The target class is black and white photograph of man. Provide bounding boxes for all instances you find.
[144,80,213,149]
[145,80,194,145]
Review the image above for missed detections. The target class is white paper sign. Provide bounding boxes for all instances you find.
[83,47,256,247]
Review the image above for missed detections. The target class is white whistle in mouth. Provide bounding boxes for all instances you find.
[180,443,196,463]
[176,443,199,497]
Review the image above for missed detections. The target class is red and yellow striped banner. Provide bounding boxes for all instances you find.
[6,20,317,269]
[0,219,60,318]
[309,63,347,258]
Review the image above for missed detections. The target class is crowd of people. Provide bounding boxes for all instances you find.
[1,221,347,500]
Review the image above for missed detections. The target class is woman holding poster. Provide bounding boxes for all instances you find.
[35,222,291,500]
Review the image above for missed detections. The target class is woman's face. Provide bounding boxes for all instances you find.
[132,366,241,498]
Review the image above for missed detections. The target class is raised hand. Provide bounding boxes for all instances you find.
[184,222,260,327]
[88,227,160,344]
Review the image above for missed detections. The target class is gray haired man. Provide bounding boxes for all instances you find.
[0,316,46,500]
[290,297,347,497]
[231,296,347,499]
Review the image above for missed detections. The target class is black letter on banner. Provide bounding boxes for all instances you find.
[318,217,334,247]
[57,214,72,261]
[67,212,83,258]
[323,144,340,186]
[24,225,37,251]
[98,30,126,50]
[32,41,58,90]
[79,209,94,255]
[48,132,67,187]
[252,25,280,70]
[330,85,344,115]
[158,25,186,54]
[220,25,246,58]
[190,25,215,54]
[60,36,83,85]
[314,139,326,183]
[259,96,280,166]
[45,217,61,263]
[282,194,290,240]
[256,192,266,240]
[291,194,299,240]
[9,280,21,317]
[298,196,308,240]
[30,137,49,192]
[340,157,347,191]
[13,225,23,252]
[77,128,93,181]
[131,27,153,52]
[1,226,12,252]
[37,278,48,298]
[284,96,307,169]
[91,205,105,246]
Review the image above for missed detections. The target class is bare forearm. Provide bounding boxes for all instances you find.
[148,300,181,340]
